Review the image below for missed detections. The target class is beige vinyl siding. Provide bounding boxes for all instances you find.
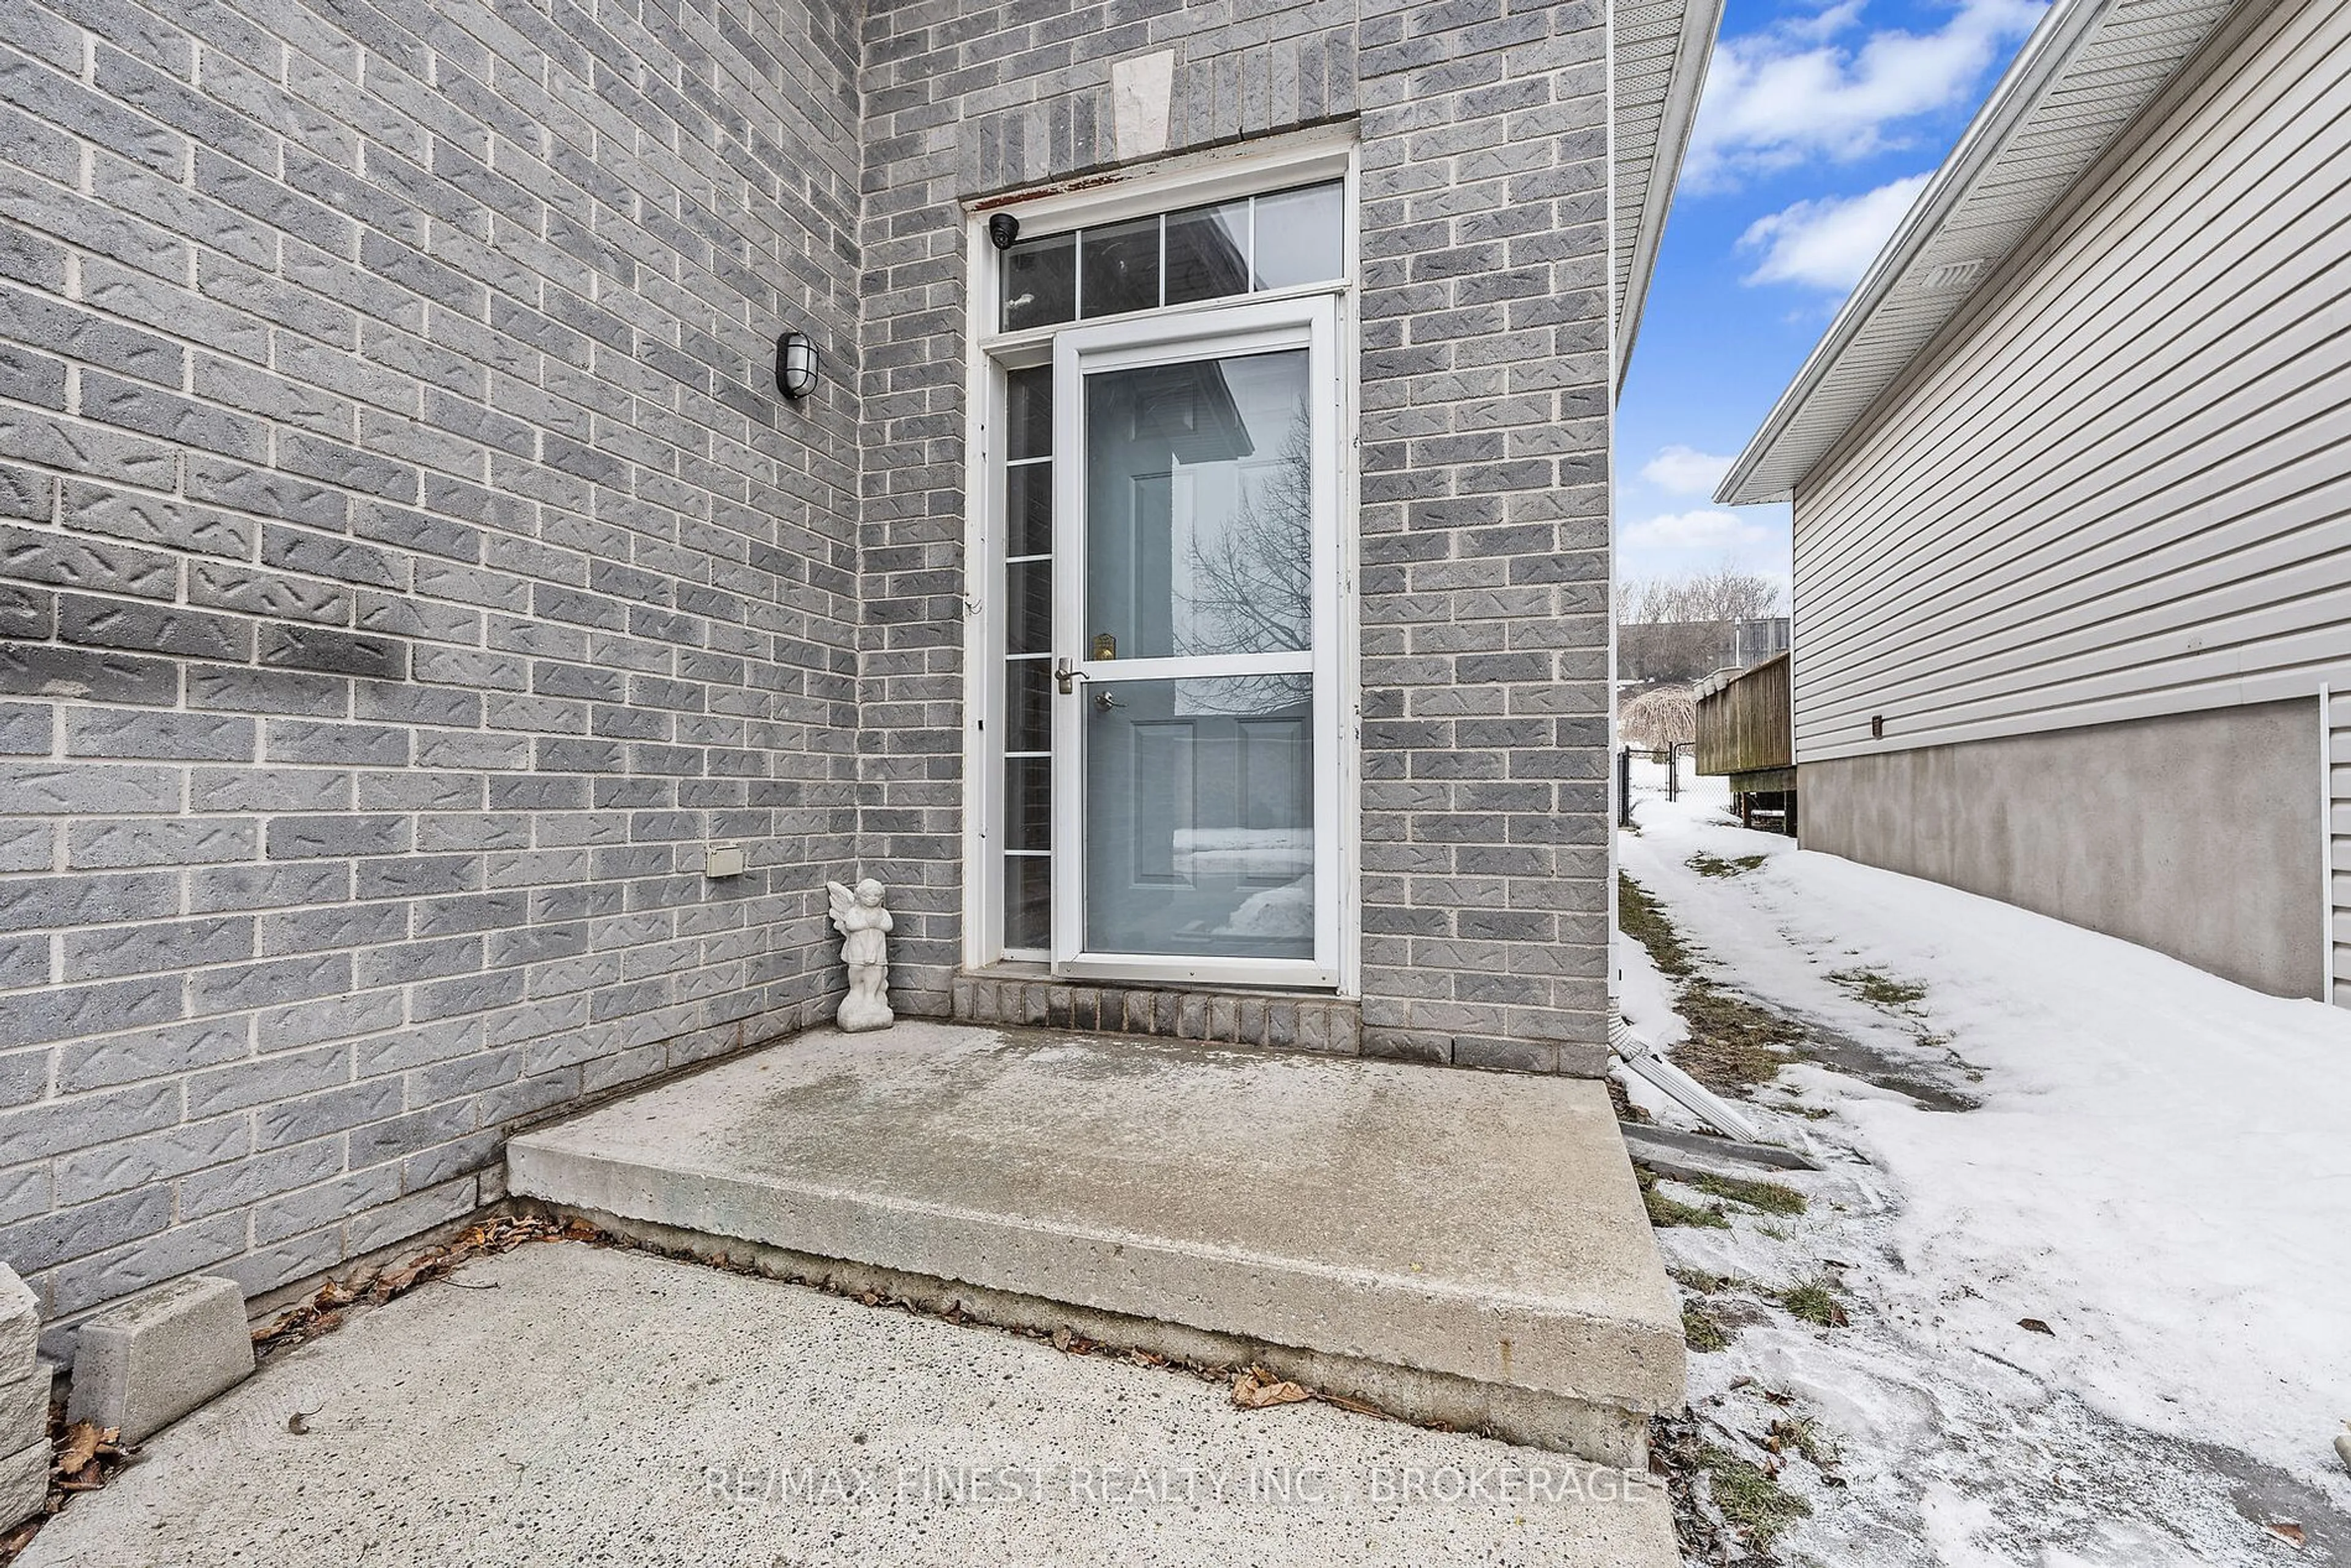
[2333,690,2351,1005]
[1789,0,2351,767]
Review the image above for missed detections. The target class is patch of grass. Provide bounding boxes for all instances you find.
[1828,967,1927,1010]
[1682,1304,1733,1353]
[1616,872,1696,978]
[1700,1446,1813,1548]
[1687,851,1768,879]
[1644,1187,1731,1230]
[1686,1171,1808,1216]
[1614,870,1810,1096]
[1775,1277,1850,1329]
[1767,1416,1840,1471]
[1671,1266,1735,1295]
[1639,1171,1729,1229]
[1674,981,1805,1093]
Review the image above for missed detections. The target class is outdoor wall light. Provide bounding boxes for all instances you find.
[776,331,819,399]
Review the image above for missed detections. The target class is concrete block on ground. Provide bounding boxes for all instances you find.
[0,1266,34,1387]
[0,1345,45,1532]
[0,1365,42,1452]
[66,1275,253,1444]
[0,1438,43,1532]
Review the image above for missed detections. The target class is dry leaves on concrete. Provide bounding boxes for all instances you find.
[0,1408,138,1567]
[51,1420,118,1489]
[251,1214,594,1351]
[1230,1367,1312,1410]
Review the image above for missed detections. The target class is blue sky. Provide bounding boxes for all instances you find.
[1614,0,2052,601]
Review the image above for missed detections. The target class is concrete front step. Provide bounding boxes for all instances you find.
[507,1022,1685,1472]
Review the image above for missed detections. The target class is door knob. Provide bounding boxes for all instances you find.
[1054,658,1086,695]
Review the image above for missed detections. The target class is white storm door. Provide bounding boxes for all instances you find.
[1048,296,1342,988]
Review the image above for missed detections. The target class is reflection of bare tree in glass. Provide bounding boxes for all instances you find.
[1179,410,1313,713]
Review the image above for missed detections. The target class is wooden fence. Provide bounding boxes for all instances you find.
[1695,650,1793,790]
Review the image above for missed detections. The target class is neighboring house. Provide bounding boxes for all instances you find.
[1618,615,1790,685]
[1720,0,2347,1003]
[0,1,1719,1330]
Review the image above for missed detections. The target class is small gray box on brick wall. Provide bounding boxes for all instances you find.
[1,1264,44,1529]
[66,1274,252,1446]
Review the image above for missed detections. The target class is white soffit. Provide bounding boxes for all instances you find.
[1716,0,2246,506]
[1614,0,1725,386]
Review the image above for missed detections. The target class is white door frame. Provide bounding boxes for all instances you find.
[1048,295,1344,988]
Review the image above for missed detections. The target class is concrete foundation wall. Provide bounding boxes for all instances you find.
[0,0,864,1328]
[1801,699,2325,999]
[2330,691,2350,1006]
[857,0,1618,1068]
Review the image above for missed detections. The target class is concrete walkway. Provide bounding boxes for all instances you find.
[506,1023,1684,1466]
[20,1243,1680,1567]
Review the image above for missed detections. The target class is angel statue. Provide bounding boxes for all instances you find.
[825,877,894,1032]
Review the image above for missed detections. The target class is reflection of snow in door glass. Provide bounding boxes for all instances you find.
[1085,675,1314,959]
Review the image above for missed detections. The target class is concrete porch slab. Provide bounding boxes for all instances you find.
[507,1024,1684,1468]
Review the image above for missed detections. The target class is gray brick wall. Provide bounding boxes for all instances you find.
[0,0,866,1329]
[857,0,1614,1062]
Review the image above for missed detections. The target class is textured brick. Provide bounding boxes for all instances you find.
[62,917,254,979]
[0,1080,179,1164]
[0,525,177,599]
[258,624,407,681]
[177,1142,345,1229]
[45,1213,247,1317]
[65,707,253,760]
[0,701,48,754]
[0,976,184,1050]
[0,585,51,640]
[66,817,257,870]
[252,1079,407,1149]
[62,484,251,561]
[264,814,411,860]
[55,1117,250,1204]
[0,645,178,705]
[252,1168,400,1244]
[0,762,178,814]
[0,1186,173,1273]
[56,1020,250,1093]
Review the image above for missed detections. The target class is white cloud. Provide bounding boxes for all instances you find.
[1738,173,1932,291]
[1640,445,1736,496]
[1619,509,1771,550]
[1688,0,2047,189]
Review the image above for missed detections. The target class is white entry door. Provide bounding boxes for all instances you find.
[1049,296,1342,988]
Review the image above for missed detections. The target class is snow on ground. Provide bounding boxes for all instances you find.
[1615,766,2351,1565]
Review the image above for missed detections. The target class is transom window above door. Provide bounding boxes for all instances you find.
[998,181,1344,332]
